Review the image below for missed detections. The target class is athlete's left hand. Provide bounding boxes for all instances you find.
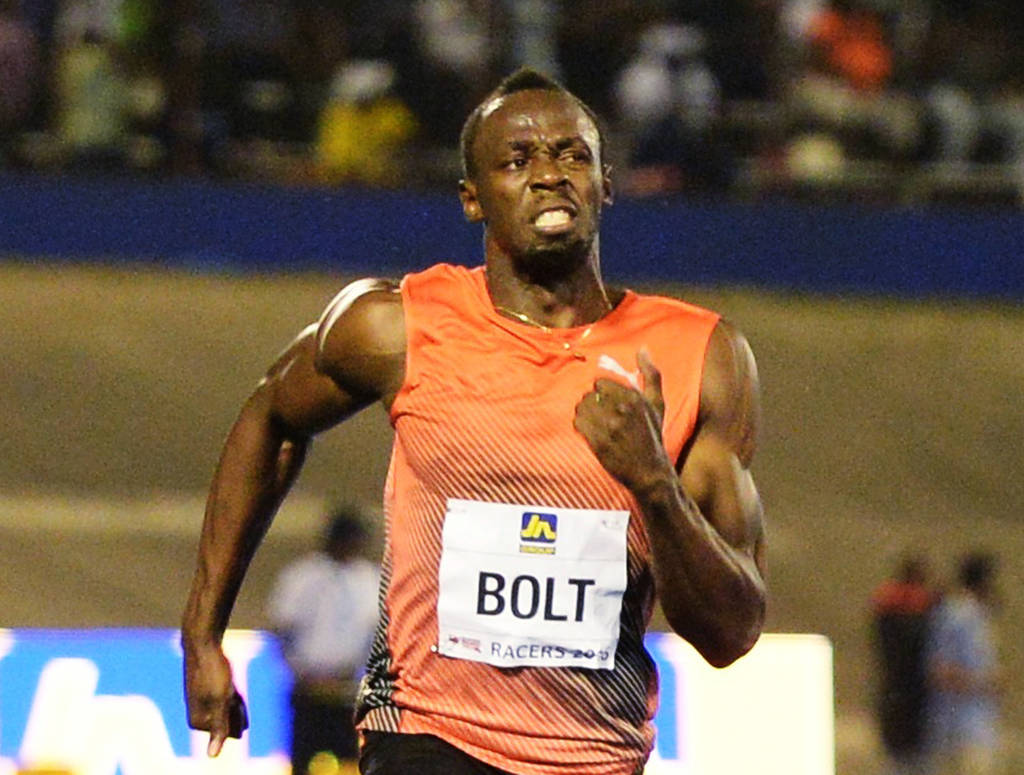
[574,349,674,492]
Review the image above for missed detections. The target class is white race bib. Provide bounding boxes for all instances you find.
[436,498,629,670]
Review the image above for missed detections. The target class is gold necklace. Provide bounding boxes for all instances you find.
[492,291,613,332]
[493,305,553,332]
[492,298,613,360]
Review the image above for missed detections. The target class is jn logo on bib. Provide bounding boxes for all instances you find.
[519,512,557,554]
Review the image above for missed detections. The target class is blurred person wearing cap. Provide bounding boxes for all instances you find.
[871,553,938,775]
[314,59,417,187]
[0,0,39,164]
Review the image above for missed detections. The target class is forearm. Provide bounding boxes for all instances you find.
[635,473,766,667]
[182,396,308,647]
[932,662,1001,696]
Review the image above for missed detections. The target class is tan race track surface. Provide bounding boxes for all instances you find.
[1,260,1021,772]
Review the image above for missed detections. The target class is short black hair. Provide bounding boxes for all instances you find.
[897,553,928,584]
[958,552,995,591]
[458,68,606,180]
[323,505,368,550]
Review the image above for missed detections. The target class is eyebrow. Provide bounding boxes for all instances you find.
[504,136,592,153]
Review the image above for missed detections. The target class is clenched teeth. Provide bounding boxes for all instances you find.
[535,209,572,227]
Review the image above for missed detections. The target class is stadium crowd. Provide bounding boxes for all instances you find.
[1,0,1022,206]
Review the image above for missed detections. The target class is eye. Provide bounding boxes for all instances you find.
[504,156,528,170]
[560,148,592,164]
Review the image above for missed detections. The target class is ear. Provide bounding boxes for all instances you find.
[459,180,484,223]
[602,164,614,206]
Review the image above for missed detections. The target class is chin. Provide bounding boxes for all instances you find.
[522,235,592,275]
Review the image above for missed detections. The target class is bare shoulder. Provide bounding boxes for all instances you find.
[698,319,761,464]
[702,319,759,393]
[316,278,403,352]
[315,278,406,402]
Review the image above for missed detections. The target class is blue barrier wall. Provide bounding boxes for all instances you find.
[1,174,1020,298]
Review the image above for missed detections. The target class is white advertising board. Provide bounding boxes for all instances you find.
[0,630,832,775]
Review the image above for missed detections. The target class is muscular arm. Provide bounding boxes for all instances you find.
[646,321,766,665]
[575,321,766,668]
[181,280,404,754]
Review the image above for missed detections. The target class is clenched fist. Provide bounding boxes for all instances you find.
[574,349,674,493]
[183,641,250,757]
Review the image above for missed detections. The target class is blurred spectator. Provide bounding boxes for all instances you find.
[870,553,937,775]
[114,0,170,172]
[504,0,559,76]
[0,0,40,163]
[313,59,417,187]
[201,0,301,158]
[613,21,735,196]
[809,0,892,92]
[918,2,1024,177]
[268,505,380,775]
[779,0,828,52]
[615,23,715,131]
[405,0,495,148]
[53,0,119,42]
[414,0,490,81]
[51,1,130,172]
[786,0,921,163]
[925,551,1003,775]
[5,0,1024,206]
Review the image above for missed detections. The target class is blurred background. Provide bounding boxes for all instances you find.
[0,1,1022,774]
[1,0,1024,202]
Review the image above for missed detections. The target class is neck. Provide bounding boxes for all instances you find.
[485,250,612,328]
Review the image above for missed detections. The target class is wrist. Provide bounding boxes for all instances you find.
[631,469,680,508]
[180,620,223,651]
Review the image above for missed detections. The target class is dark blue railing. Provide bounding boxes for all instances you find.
[2,173,1020,299]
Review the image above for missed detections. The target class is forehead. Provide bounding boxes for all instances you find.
[474,89,599,157]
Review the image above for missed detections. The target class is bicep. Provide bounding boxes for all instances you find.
[314,279,405,407]
[257,278,404,436]
[256,324,370,439]
[679,321,765,560]
[680,436,764,559]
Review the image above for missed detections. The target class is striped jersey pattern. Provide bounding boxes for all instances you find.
[355,264,719,775]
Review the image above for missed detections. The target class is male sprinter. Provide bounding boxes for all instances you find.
[182,69,767,775]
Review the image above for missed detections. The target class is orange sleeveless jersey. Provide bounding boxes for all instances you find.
[356,264,719,775]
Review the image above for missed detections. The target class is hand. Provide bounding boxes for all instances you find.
[574,349,673,492]
[183,641,250,756]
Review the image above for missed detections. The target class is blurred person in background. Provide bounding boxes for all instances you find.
[405,0,495,154]
[0,0,39,165]
[198,0,302,175]
[313,59,417,187]
[51,0,130,172]
[268,505,379,775]
[870,552,938,775]
[182,67,766,775]
[925,551,1003,775]
[915,0,1024,201]
[612,20,735,196]
[786,0,921,163]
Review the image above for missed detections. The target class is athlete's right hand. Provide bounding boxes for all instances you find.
[183,641,250,756]
[574,349,671,493]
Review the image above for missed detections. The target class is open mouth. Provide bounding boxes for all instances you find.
[532,207,575,231]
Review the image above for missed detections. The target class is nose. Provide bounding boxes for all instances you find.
[529,154,568,189]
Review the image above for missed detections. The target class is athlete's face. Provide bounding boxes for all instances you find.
[459,90,612,274]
